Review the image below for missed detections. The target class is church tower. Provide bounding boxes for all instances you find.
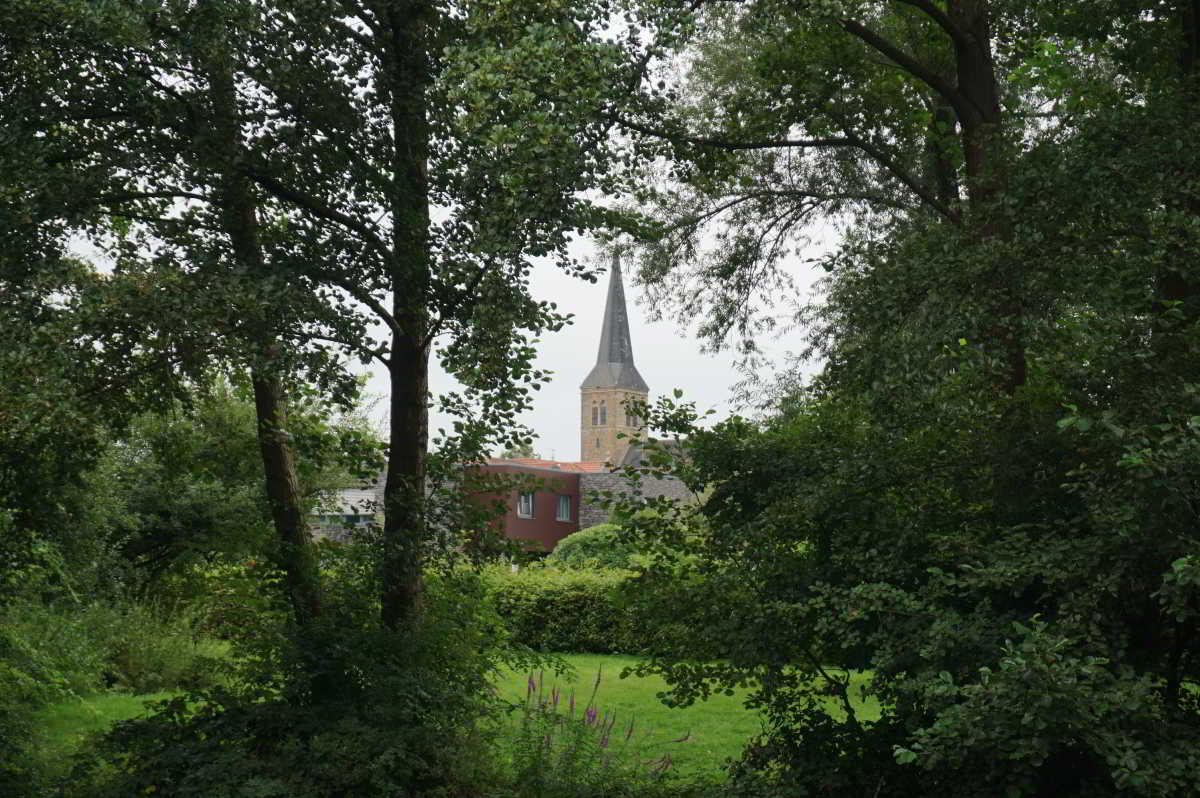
[581,253,649,465]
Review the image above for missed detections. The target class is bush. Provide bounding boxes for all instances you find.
[72,569,532,798]
[485,566,650,654]
[83,602,228,693]
[0,599,108,794]
[0,596,228,796]
[546,524,641,571]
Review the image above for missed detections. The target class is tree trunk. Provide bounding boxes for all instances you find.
[251,369,323,625]
[378,0,434,629]
[207,60,323,628]
[946,0,1031,524]
[1157,1,1200,336]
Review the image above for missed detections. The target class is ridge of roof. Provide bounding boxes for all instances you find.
[485,458,608,473]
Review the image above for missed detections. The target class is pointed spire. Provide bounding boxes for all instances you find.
[580,252,649,392]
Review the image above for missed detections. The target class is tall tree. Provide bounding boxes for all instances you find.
[587,1,1200,794]
[7,0,637,630]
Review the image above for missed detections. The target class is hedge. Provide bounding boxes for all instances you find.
[484,566,650,654]
[544,523,641,570]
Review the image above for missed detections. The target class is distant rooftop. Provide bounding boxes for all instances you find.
[486,458,608,473]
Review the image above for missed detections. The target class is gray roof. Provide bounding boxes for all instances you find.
[580,253,649,392]
[619,438,686,467]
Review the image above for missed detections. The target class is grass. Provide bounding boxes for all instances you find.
[495,654,880,782]
[31,654,879,788]
[31,691,175,785]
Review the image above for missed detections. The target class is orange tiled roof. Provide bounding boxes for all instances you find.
[486,458,608,472]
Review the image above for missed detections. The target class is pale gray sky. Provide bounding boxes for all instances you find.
[362,240,825,461]
[73,233,824,458]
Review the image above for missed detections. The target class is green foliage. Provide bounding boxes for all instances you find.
[30,691,175,792]
[617,380,1200,796]
[0,596,225,796]
[485,566,650,655]
[72,569,531,798]
[557,0,1200,794]
[101,378,383,585]
[546,524,643,570]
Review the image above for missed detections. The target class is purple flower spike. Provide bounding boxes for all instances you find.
[585,707,597,726]
[527,674,536,698]
[551,686,560,709]
[568,691,575,717]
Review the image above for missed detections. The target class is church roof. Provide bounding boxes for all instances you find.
[580,253,649,393]
[486,458,608,473]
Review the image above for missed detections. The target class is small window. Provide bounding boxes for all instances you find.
[595,438,601,449]
[556,495,571,522]
[517,491,534,519]
[591,406,598,425]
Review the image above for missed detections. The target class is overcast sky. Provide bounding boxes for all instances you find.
[360,240,826,461]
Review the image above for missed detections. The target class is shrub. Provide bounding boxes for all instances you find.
[83,602,228,693]
[72,569,533,798]
[546,524,641,571]
[0,598,110,795]
[485,566,650,654]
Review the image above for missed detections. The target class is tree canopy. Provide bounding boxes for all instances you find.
[4,0,1200,795]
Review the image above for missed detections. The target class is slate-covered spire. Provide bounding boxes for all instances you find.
[580,252,649,392]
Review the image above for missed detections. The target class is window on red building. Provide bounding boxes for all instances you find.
[517,491,534,518]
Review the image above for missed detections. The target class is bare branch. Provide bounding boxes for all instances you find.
[840,128,962,223]
[839,18,970,122]
[241,166,394,264]
[893,0,971,50]
[612,113,855,151]
[96,190,208,204]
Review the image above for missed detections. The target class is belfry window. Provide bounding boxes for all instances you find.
[599,402,607,425]
[591,406,598,425]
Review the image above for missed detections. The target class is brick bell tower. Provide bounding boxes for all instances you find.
[580,252,649,465]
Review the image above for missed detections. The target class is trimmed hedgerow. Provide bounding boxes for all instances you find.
[485,567,651,655]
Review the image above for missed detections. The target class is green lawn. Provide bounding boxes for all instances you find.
[495,654,878,782]
[31,691,174,784]
[32,655,877,787]
[496,654,760,780]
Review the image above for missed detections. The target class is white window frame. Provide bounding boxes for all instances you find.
[517,490,535,519]
[556,495,571,522]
